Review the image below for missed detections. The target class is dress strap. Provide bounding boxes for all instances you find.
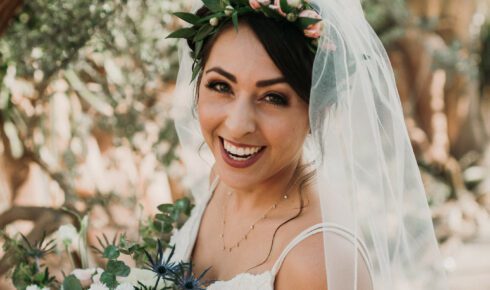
[271,223,373,278]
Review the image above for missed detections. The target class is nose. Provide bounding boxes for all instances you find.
[224,97,256,139]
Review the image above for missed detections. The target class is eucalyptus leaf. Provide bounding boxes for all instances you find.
[175,198,191,213]
[103,245,120,260]
[62,275,83,290]
[155,213,173,223]
[100,272,118,288]
[106,260,130,277]
[157,204,174,213]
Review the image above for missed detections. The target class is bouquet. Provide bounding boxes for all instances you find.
[0,198,210,290]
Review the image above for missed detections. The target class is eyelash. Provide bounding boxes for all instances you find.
[205,81,289,107]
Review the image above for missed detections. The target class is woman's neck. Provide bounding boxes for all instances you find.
[223,161,300,213]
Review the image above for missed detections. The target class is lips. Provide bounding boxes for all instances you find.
[219,137,266,168]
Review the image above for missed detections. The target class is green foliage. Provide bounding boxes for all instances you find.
[2,233,58,289]
[168,0,321,80]
[62,275,83,290]
[0,0,120,84]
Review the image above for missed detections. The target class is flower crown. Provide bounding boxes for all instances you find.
[167,0,323,81]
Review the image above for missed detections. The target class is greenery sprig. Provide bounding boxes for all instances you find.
[167,0,323,81]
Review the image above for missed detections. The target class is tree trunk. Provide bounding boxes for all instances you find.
[0,0,23,36]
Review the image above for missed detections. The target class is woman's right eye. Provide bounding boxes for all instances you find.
[205,81,232,94]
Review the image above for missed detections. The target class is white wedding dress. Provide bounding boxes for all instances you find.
[169,176,374,289]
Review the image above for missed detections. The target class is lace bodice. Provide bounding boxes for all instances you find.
[169,176,373,289]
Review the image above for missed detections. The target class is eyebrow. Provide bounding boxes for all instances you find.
[206,67,236,83]
[256,77,287,87]
[205,66,287,87]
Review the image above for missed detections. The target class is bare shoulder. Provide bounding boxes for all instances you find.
[274,227,374,290]
[274,232,327,290]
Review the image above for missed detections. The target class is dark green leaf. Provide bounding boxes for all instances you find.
[166,28,196,39]
[194,24,215,42]
[173,12,201,25]
[157,204,174,213]
[106,260,130,277]
[62,275,83,290]
[174,198,191,213]
[232,11,239,32]
[100,271,118,288]
[260,5,282,20]
[298,17,321,29]
[34,271,46,282]
[155,213,173,223]
[153,220,173,233]
[203,0,223,12]
[103,245,120,259]
[191,62,202,82]
[280,0,292,14]
[195,40,204,57]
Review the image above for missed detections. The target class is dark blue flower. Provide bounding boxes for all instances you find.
[173,263,210,290]
[143,240,178,288]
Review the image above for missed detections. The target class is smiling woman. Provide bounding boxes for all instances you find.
[168,0,448,290]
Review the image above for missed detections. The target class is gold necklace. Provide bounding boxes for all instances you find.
[220,190,290,253]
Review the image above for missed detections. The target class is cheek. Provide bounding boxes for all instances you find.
[262,112,309,155]
[197,94,224,139]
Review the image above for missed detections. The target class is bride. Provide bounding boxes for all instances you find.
[168,0,448,289]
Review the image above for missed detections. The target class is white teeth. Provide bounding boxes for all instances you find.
[223,139,262,157]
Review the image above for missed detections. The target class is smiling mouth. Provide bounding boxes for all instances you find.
[220,137,266,161]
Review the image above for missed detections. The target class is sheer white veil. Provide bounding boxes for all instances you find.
[171,0,448,289]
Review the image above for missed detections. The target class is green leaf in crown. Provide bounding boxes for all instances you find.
[166,0,324,81]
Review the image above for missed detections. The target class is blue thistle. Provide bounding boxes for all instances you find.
[143,240,178,288]
[173,263,211,290]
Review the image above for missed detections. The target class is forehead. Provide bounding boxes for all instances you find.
[204,24,283,80]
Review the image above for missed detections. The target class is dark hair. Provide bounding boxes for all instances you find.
[191,6,317,271]
[190,6,316,103]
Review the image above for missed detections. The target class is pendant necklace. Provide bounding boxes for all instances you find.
[220,189,291,253]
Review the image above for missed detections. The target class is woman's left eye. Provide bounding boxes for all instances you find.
[205,81,232,94]
[263,94,289,106]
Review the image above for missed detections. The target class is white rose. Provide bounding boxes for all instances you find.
[88,283,109,290]
[26,285,41,290]
[118,268,159,287]
[115,283,135,290]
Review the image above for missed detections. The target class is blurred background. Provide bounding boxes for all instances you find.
[0,0,489,289]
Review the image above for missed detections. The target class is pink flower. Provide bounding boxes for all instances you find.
[299,9,323,39]
[272,0,287,16]
[249,0,261,10]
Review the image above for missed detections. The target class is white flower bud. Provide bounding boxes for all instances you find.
[287,13,298,22]
[224,5,234,16]
[209,17,219,27]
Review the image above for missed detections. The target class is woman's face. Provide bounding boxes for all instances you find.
[197,24,309,190]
